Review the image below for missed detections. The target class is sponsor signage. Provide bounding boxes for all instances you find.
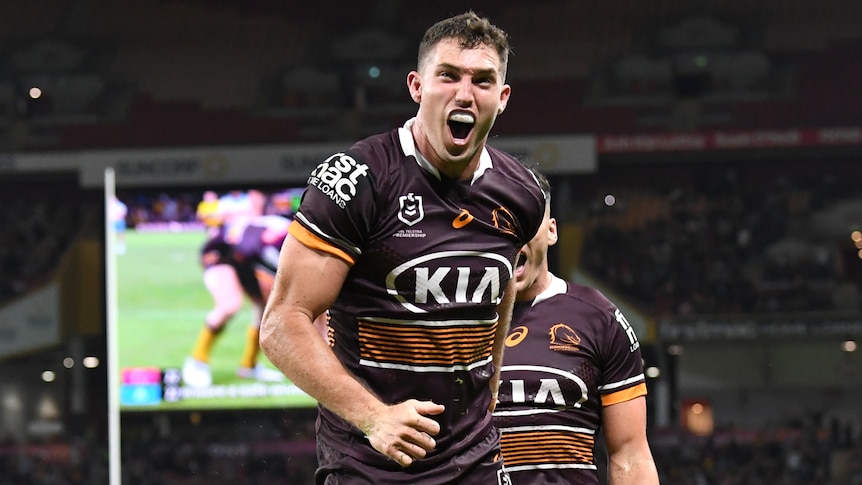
[598,126,862,154]
[659,316,862,341]
[6,134,598,187]
[0,284,60,358]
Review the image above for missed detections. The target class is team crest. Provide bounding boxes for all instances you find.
[398,193,424,226]
[549,323,581,352]
[491,205,517,235]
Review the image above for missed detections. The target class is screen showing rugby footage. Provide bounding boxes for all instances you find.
[113,184,316,410]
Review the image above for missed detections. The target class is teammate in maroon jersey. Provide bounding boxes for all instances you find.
[182,190,289,387]
[493,169,660,484]
[260,11,546,485]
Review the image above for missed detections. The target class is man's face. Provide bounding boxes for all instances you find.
[514,207,557,302]
[407,38,510,173]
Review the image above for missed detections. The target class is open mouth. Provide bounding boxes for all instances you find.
[514,252,527,275]
[448,112,475,141]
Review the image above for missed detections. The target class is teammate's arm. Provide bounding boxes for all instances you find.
[488,277,517,412]
[259,234,444,467]
[601,396,660,485]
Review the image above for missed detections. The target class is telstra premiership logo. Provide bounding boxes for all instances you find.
[398,193,424,226]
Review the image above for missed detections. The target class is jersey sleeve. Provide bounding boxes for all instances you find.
[290,150,377,265]
[484,146,547,248]
[597,299,648,407]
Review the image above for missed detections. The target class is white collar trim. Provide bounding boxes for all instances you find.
[532,274,567,307]
[398,117,492,185]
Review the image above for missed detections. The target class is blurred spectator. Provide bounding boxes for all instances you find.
[582,164,860,317]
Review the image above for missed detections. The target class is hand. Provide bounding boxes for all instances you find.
[362,399,445,467]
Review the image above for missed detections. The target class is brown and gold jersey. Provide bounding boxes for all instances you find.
[493,275,647,485]
[289,119,546,473]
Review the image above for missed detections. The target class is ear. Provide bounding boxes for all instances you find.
[547,217,558,247]
[498,83,511,114]
[407,71,422,103]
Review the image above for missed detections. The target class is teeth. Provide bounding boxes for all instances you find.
[449,113,475,124]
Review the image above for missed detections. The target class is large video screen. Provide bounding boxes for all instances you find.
[112,184,316,410]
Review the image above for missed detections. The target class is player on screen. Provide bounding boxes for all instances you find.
[492,169,659,484]
[182,190,289,387]
[109,195,128,255]
[196,190,222,231]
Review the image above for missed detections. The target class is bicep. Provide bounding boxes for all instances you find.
[602,396,659,484]
[602,396,649,454]
[268,233,351,319]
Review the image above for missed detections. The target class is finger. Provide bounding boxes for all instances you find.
[403,435,434,458]
[408,415,440,437]
[413,400,446,417]
[383,442,414,467]
[389,437,430,464]
[403,429,436,452]
[397,451,412,468]
[404,401,444,436]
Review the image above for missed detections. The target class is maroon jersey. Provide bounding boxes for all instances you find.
[232,215,291,295]
[492,275,647,485]
[288,120,545,480]
[231,215,291,272]
[201,215,290,297]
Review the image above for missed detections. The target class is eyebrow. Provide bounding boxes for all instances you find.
[437,62,498,79]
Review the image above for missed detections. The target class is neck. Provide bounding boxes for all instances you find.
[410,120,479,180]
[516,268,554,303]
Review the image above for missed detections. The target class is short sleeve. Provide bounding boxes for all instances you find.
[291,151,377,263]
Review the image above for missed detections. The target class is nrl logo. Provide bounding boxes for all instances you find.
[398,193,424,226]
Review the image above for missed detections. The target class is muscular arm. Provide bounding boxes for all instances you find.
[488,278,517,412]
[259,234,443,466]
[602,396,660,485]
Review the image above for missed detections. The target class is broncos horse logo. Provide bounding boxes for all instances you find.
[549,323,581,351]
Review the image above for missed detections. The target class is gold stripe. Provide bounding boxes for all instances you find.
[288,221,355,265]
[358,321,496,366]
[601,382,647,406]
[501,430,594,465]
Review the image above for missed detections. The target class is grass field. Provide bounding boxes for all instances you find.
[116,228,316,410]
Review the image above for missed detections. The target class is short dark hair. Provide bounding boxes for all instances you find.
[417,11,511,79]
[523,161,551,207]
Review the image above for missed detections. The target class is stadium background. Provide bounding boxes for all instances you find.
[0,0,861,482]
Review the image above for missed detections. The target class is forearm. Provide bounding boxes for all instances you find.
[260,309,386,431]
[607,451,660,485]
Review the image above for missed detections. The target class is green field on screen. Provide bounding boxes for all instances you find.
[116,229,316,410]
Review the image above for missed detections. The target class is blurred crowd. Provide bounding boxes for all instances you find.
[0,180,84,305]
[1,1,861,152]
[581,162,861,317]
[3,410,862,484]
[652,412,862,484]
[118,410,317,485]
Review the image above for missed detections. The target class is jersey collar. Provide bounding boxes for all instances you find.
[399,117,492,185]
[532,274,568,307]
